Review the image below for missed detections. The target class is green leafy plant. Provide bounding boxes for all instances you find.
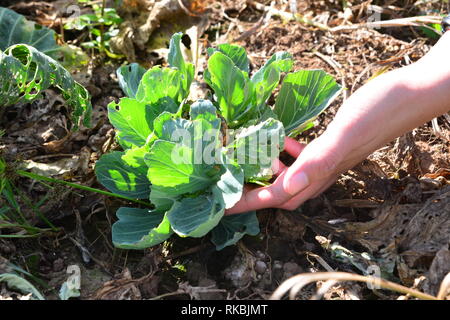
[0,7,92,236]
[0,7,92,128]
[64,0,123,58]
[0,7,60,58]
[95,33,341,250]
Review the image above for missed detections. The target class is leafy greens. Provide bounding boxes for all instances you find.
[96,33,341,250]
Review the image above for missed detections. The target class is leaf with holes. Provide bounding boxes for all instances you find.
[117,63,146,98]
[107,98,154,148]
[0,44,91,129]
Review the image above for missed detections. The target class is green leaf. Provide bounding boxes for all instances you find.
[117,63,146,98]
[207,44,249,73]
[274,70,342,135]
[107,98,153,148]
[149,185,176,213]
[227,118,284,180]
[0,7,59,58]
[145,140,220,197]
[153,107,222,160]
[420,23,442,40]
[112,207,173,249]
[205,52,255,127]
[251,51,293,83]
[167,193,224,238]
[0,51,23,103]
[0,45,91,129]
[189,99,220,128]
[213,157,244,209]
[64,14,96,31]
[136,66,184,105]
[109,95,178,149]
[168,32,194,98]
[251,52,293,108]
[153,112,192,143]
[0,273,45,300]
[95,148,150,199]
[211,211,260,250]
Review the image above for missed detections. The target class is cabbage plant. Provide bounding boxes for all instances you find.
[96,33,341,250]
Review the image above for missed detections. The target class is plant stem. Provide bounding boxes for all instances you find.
[16,170,151,207]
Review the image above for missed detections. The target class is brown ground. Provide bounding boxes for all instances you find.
[0,0,449,300]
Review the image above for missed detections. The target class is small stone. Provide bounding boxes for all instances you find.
[283,262,302,278]
[255,251,266,260]
[272,260,284,282]
[254,261,267,275]
[273,260,283,270]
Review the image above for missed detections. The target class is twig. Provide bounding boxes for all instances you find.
[331,16,442,33]
[306,252,335,272]
[149,291,187,300]
[233,14,265,42]
[30,154,75,161]
[270,271,439,300]
[431,117,449,141]
[233,1,275,42]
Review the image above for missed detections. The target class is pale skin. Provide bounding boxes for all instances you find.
[226,31,450,215]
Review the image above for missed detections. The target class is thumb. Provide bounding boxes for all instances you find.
[282,133,345,196]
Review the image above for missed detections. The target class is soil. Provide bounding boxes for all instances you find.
[0,0,449,300]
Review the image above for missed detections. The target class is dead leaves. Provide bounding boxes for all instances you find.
[187,0,210,15]
[341,186,450,294]
[110,0,208,62]
[423,247,450,297]
[90,268,153,300]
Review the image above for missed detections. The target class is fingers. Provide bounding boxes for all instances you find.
[278,176,338,211]
[226,135,344,215]
[284,137,305,157]
[272,137,305,176]
[225,171,291,215]
[272,158,287,176]
[282,135,344,196]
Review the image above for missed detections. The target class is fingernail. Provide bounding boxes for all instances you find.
[286,172,309,195]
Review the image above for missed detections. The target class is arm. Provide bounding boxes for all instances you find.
[227,31,450,214]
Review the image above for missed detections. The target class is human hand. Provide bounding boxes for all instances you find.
[225,131,351,214]
[227,31,450,215]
